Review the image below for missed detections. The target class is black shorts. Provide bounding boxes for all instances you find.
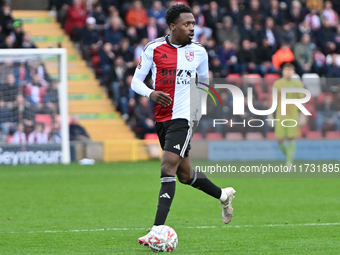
[155,119,196,158]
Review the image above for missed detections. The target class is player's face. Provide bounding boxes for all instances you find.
[172,13,195,44]
[282,67,294,79]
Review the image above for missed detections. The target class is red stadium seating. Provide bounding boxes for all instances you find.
[265,132,276,140]
[144,133,158,140]
[225,132,243,140]
[192,133,203,141]
[226,73,242,87]
[264,73,280,92]
[305,131,323,140]
[245,132,264,140]
[206,132,223,140]
[317,92,334,104]
[35,114,53,131]
[325,131,340,139]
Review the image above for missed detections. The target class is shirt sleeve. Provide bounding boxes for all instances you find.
[196,50,209,79]
[131,46,154,98]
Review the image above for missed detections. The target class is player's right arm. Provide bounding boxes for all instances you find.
[131,45,172,107]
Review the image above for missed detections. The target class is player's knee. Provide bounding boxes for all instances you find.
[160,162,177,176]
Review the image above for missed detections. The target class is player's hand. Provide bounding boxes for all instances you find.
[149,91,172,107]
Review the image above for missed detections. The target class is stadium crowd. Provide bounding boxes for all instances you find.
[53,0,340,139]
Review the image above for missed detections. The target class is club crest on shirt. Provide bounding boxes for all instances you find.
[185,51,194,62]
[137,56,142,69]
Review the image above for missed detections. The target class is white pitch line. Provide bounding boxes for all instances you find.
[2,222,340,235]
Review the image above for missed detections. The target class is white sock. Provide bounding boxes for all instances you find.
[219,189,227,202]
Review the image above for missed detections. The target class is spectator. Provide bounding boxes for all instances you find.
[204,1,224,38]
[0,4,14,36]
[313,46,326,75]
[12,19,24,48]
[305,8,321,31]
[216,16,240,50]
[69,116,90,141]
[45,80,59,117]
[134,96,155,135]
[280,21,297,49]
[294,33,313,73]
[91,3,107,31]
[218,40,237,72]
[297,19,312,42]
[316,94,340,133]
[12,94,35,128]
[80,17,101,61]
[0,126,6,142]
[272,42,295,70]
[333,24,340,54]
[255,38,277,76]
[147,0,166,27]
[286,0,304,26]
[12,122,26,145]
[236,39,257,74]
[98,0,120,14]
[125,0,148,28]
[28,123,48,144]
[49,122,61,144]
[325,53,340,78]
[3,74,18,103]
[192,3,212,41]
[110,56,127,103]
[239,15,257,48]
[21,33,37,49]
[25,74,47,106]
[306,0,324,12]
[267,0,285,26]
[260,17,280,50]
[317,18,336,54]
[321,1,338,27]
[210,55,227,78]
[140,16,165,42]
[98,42,115,84]
[116,38,134,68]
[227,0,242,26]
[0,98,15,135]
[104,16,123,49]
[0,35,14,48]
[134,37,149,64]
[246,0,265,25]
[126,26,140,47]
[118,74,135,121]
[64,0,87,41]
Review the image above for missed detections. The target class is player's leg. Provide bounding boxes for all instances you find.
[286,138,296,165]
[176,154,236,224]
[275,122,287,158]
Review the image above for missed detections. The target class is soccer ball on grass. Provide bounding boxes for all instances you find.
[148,225,178,252]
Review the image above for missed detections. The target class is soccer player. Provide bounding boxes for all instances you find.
[273,63,305,168]
[131,4,236,248]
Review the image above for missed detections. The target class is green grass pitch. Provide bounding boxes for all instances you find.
[0,161,340,254]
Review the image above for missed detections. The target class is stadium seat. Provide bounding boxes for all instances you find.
[265,132,276,140]
[326,54,340,66]
[317,92,334,104]
[192,133,203,141]
[225,132,243,140]
[144,133,158,140]
[35,114,53,128]
[264,73,280,92]
[245,132,264,140]
[302,73,321,97]
[226,73,242,87]
[292,74,301,80]
[305,131,323,140]
[325,131,340,139]
[205,132,223,140]
[245,74,262,86]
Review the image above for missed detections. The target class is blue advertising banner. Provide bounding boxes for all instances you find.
[208,140,340,161]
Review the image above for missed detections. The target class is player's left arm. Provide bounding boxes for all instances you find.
[297,80,306,99]
[196,49,209,93]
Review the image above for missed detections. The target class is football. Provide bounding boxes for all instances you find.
[147,225,178,252]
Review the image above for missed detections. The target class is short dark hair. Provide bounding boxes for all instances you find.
[282,63,295,70]
[165,4,193,27]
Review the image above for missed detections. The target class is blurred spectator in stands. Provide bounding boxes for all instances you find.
[53,0,72,26]
[25,74,47,106]
[216,16,240,50]
[91,3,106,31]
[305,8,321,32]
[227,0,242,26]
[64,0,87,42]
[13,94,35,129]
[0,35,14,48]
[45,80,59,117]
[147,0,166,27]
[140,16,165,42]
[211,55,228,78]
[204,1,224,38]
[12,20,24,48]
[297,19,312,42]
[192,3,212,41]
[134,37,149,64]
[118,74,135,121]
[126,26,140,48]
[321,1,338,27]
[205,37,218,60]
[260,17,280,50]
[12,122,26,145]
[0,98,15,135]
[313,46,326,75]
[0,61,13,84]
[317,18,336,54]
[218,40,237,72]
[325,53,340,78]
[80,17,101,61]
[99,0,120,14]
[272,42,295,70]
[21,33,37,49]
[280,20,297,49]
[69,116,90,141]
[28,123,48,144]
[0,4,14,36]
[239,15,257,49]
[333,24,340,54]
[109,56,126,104]
[116,38,134,68]
[0,126,6,142]
[286,0,304,26]
[267,0,285,26]
[49,122,61,144]
[135,96,155,135]
[237,39,257,74]
[256,38,277,76]
[98,42,115,84]
[3,74,18,104]
[104,16,123,50]
[306,0,323,11]
[246,0,265,25]
[316,94,340,132]
[294,33,313,73]
[125,0,148,28]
